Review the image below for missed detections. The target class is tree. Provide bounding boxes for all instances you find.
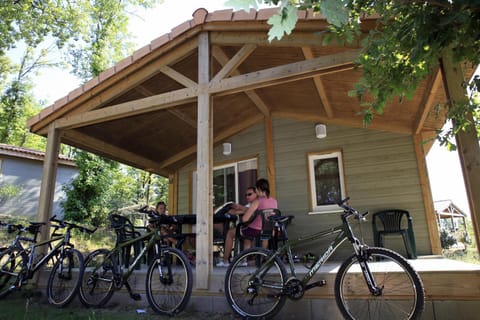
[0,47,51,149]
[227,0,479,140]
[57,0,166,225]
[61,151,118,226]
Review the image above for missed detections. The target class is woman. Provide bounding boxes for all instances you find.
[217,178,278,267]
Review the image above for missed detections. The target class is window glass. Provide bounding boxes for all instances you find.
[192,158,257,212]
[308,150,345,213]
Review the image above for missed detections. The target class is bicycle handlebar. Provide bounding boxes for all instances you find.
[337,197,368,220]
[49,215,97,234]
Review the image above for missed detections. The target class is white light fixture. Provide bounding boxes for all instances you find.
[223,142,232,155]
[315,124,327,139]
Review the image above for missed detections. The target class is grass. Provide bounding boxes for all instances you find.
[0,290,233,320]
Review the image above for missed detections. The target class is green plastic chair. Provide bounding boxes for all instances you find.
[372,209,417,259]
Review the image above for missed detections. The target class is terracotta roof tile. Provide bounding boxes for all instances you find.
[207,9,233,22]
[67,85,84,103]
[170,20,193,39]
[256,8,279,20]
[150,34,171,50]
[297,9,307,19]
[306,9,326,20]
[83,77,100,92]
[132,44,152,61]
[232,9,258,21]
[0,143,75,163]
[98,66,116,82]
[39,105,54,119]
[192,8,208,25]
[115,56,133,72]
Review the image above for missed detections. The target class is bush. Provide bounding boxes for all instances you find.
[440,229,457,249]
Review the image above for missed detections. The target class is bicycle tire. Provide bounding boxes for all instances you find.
[0,247,26,298]
[335,247,424,320]
[47,248,84,307]
[78,249,115,307]
[145,247,193,315]
[224,248,287,319]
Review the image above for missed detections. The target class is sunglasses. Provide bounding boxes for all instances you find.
[245,192,254,196]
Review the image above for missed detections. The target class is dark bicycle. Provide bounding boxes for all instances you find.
[78,207,193,316]
[0,216,96,307]
[224,198,425,320]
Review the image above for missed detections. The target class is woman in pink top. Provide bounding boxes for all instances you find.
[217,178,277,267]
[241,178,277,237]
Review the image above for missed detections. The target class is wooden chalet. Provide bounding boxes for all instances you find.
[27,8,480,316]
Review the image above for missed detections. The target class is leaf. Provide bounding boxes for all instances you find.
[320,0,349,28]
[267,6,298,41]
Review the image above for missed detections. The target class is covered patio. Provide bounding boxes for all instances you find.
[27,6,478,297]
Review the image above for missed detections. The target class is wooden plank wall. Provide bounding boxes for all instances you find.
[177,118,432,259]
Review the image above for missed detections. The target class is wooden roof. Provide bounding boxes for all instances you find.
[26,8,470,176]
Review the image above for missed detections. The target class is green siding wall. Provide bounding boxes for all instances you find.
[177,118,431,259]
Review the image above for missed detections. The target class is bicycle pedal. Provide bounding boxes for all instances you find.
[305,280,326,290]
[130,293,142,301]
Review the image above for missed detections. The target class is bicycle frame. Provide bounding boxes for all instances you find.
[11,227,70,278]
[106,227,163,281]
[252,212,362,289]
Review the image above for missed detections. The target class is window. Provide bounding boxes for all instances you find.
[307,150,346,213]
[192,158,257,212]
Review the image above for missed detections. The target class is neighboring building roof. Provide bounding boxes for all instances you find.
[0,143,75,167]
[434,200,467,218]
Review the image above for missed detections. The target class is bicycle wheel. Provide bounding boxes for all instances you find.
[79,249,115,307]
[335,247,424,320]
[47,248,84,307]
[146,247,193,315]
[0,248,25,298]
[224,248,287,319]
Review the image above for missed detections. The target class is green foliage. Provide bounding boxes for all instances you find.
[61,151,119,226]
[228,0,480,139]
[440,229,457,250]
[0,183,22,204]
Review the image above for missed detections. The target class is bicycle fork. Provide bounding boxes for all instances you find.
[357,247,382,296]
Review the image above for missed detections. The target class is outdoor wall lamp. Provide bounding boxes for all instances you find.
[315,124,327,139]
[223,142,232,155]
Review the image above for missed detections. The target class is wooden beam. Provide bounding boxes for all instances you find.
[159,65,198,88]
[264,115,277,198]
[211,45,270,116]
[135,85,197,128]
[209,50,360,96]
[440,51,480,256]
[210,31,363,48]
[62,130,170,177]
[414,68,442,134]
[30,40,199,134]
[273,110,413,134]
[159,114,264,169]
[168,172,178,214]
[37,123,61,233]
[195,32,213,289]
[211,44,256,82]
[302,47,335,118]
[55,87,197,130]
[413,134,442,255]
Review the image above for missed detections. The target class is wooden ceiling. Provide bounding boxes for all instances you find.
[28,8,472,177]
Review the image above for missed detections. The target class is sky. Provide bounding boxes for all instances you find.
[18,0,474,216]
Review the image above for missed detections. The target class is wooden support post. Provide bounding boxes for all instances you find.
[33,124,62,288]
[168,172,178,214]
[413,134,442,254]
[440,51,480,256]
[264,115,276,197]
[195,32,213,289]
